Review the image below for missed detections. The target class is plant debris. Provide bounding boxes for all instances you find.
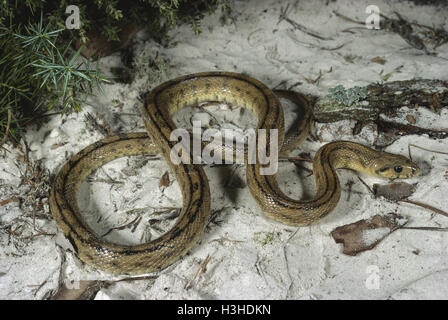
[331,213,408,256]
[185,254,212,290]
[279,4,333,41]
[406,114,416,124]
[51,280,106,300]
[371,56,387,65]
[372,182,416,201]
[376,119,448,140]
[334,10,437,53]
[158,171,171,188]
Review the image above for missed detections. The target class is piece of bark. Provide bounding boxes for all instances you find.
[314,79,448,123]
[331,213,408,256]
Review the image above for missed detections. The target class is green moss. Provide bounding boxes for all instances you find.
[327,85,368,107]
[253,231,280,246]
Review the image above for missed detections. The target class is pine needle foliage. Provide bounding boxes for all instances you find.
[0,0,231,144]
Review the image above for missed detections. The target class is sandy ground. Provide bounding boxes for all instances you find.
[1,0,448,299]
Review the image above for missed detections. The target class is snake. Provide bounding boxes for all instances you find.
[49,71,420,274]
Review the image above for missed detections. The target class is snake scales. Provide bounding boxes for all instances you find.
[49,72,420,274]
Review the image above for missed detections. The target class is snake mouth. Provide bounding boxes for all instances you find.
[410,164,421,177]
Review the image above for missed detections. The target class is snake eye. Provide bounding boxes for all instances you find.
[394,166,403,173]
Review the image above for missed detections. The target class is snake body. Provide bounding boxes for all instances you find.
[49,72,420,274]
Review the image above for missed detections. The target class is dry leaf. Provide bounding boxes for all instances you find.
[373,182,416,200]
[331,213,408,256]
[159,171,170,188]
[51,280,104,300]
[0,197,19,206]
[371,56,387,65]
[51,142,67,150]
[406,114,416,124]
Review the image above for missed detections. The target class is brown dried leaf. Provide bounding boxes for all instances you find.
[50,142,67,150]
[159,171,170,188]
[0,197,19,206]
[373,182,416,200]
[406,114,416,124]
[51,280,105,300]
[331,213,408,256]
[371,56,387,65]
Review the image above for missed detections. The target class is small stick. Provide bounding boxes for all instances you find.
[0,196,19,206]
[1,108,12,146]
[399,199,448,218]
[209,237,244,245]
[185,254,211,290]
[333,10,364,25]
[279,4,333,41]
[346,180,355,202]
[376,119,448,140]
[407,143,448,161]
[279,156,314,176]
[278,156,313,163]
[115,275,158,282]
[101,215,141,237]
[401,226,448,231]
[357,177,374,195]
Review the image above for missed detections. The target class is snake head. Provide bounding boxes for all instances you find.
[372,153,420,179]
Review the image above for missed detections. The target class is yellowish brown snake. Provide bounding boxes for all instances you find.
[49,72,420,274]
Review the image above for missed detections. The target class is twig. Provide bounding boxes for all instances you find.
[1,108,12,146]
[209,237,244,245]
[278,156,313,163]
[399,199,448,218]
[407,143,448,161]
[0,196,19,206]
[30,279,48,295]
[84,112,112,137]
[282,226,301,296]
[101,215,142,237]
[357,177,374,195]
[279,4,333,41]
[401,226,448,231]
[184,254,211,290]
[346,180,355,202]
[115,275,158,282]
[279,156,314,176]
[376,119,448,140]
[333,10,364,25]
[23,112,62,124]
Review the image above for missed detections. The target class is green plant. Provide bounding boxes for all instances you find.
[0,0,232,144]
[57,0,231,43]
[0,13,109,143]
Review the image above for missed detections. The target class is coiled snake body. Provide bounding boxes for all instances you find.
[49,72,420,274]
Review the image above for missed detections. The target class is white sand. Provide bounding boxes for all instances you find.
[1,0,448,299]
